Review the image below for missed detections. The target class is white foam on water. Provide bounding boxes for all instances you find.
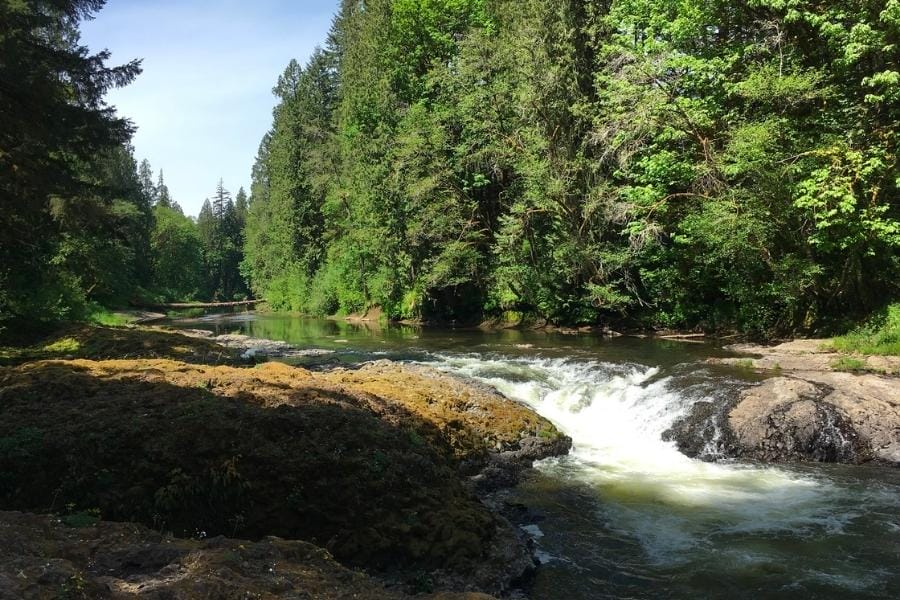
[429,354,858,565]
[521,524,545,538]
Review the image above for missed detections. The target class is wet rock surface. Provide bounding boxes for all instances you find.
[0,510,496,599]
[666,373,899,465]
[213,333,336,360]
[175,329,337,360]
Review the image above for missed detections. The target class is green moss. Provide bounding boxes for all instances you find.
[62,508,101,528]
[0,325,240,367]
[43,337,81,353]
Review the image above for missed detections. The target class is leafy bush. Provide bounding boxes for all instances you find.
[833,304,900,356]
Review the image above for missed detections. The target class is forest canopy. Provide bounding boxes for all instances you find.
[2,0,898,335]
[240,0,899,334]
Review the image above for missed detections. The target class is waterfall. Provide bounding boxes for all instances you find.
[430,354,857,564]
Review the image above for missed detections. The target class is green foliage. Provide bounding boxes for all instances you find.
[60,571,89,600]
[85,305,133,327]
[0,1,144,322]
[831,356,867,372]
[237,0,899,332]
[43,337,82,353]
[150,204,204,301]
[3,0,898,334]
[0,0,246,323]
[197,181,249,301]
[833,304,900,356]
[62,507,102,528]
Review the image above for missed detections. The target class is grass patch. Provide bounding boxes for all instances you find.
[831,356,886,374]
[832,303,900,356]
[43,337,81,353]
[831,357,866,372]
[87,306,132,327]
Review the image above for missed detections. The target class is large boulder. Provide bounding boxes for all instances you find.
[665,373,899,465]
[0,358,569,594]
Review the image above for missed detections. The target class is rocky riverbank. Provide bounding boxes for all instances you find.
[666,340,899,466]
[0,510,494,600]
[0,325,570,598]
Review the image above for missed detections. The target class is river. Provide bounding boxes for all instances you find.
[167,312,900,599]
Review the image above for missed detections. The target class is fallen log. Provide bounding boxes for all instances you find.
[144,299,260,310]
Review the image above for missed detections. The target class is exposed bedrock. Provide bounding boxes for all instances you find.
[665,373,899,466]
[0,357,570,595]
[0,510,496,599]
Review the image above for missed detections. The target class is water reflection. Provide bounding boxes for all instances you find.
[164,312,900,599]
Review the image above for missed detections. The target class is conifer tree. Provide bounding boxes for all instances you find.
[0,0,142,319]
[156,171,174,210]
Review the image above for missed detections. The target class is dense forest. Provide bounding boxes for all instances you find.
[2,0,899,335]
[242,0,899,334]
[0,0,247,322]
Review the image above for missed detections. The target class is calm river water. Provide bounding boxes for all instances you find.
[167,312,900,599]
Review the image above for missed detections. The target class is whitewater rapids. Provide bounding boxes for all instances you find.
[429,354,899,596]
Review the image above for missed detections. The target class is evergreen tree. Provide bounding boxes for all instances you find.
[137,159,156,204]
[242,50,337,311]
[239,0,898,333]
[156,170,176,210]
[0,0,142,320]
[235,187,248,228]
[211,178,231,219]
[197,183,247,300]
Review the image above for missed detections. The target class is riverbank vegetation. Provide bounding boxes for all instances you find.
[2,0,898,339]
[832,303,900,356]
[241,0,899,335]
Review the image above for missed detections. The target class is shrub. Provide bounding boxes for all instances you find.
[833,304,900,356]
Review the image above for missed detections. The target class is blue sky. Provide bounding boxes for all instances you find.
[81,0,339,216]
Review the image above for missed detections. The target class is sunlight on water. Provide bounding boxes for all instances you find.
[430,355,874,567]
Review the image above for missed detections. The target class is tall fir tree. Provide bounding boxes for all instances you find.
[1,0,143,320]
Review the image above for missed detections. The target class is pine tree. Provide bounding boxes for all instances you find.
[235,187,248,230]
[196,182,247,300]
[0,0,142,319]
[137,159,156,204]
[211,179,232,220]
[156,170,171,208]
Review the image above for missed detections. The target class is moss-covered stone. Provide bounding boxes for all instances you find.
[0,342,567,592]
